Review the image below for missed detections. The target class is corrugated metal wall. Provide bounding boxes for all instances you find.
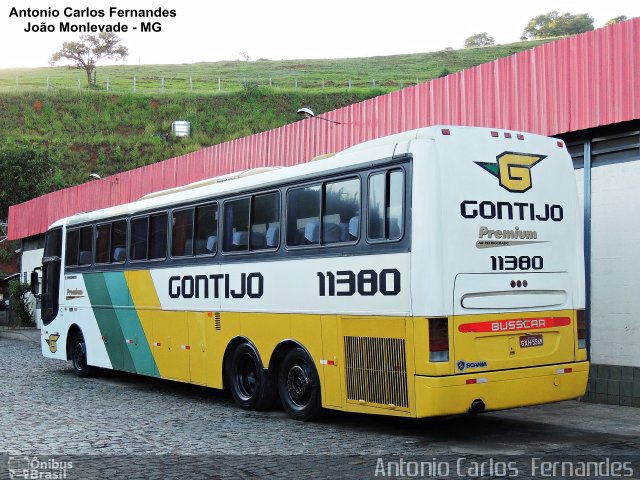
[8,18,640,240]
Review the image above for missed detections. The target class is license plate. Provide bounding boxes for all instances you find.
[520,334,543,348]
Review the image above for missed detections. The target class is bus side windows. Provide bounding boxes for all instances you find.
[65,229,80,266]
[223,193,280,253]
[95,223,111,264]
[172,208,194,257]
[194,203,218,255]
[60,226,90,268]
[287,185,320,246]
[130,216,149,261]
[96,220,127,264]
[149,213,168,260]
[324,178,360,244]
[223,198,250,252]
[252,192,280,250]
[368,169,405,242]
[111,220,127,263]
[129,213,166,261]
[286,179,360,248]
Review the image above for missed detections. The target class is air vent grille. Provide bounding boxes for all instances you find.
[344,336,408,409]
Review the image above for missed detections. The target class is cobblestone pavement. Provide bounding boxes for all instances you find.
[1,337,639,479]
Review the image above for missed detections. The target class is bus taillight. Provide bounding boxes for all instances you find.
[577,309,586,349]
[429,318,449,362]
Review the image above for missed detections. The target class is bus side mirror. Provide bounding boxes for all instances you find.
[30,270,39,296]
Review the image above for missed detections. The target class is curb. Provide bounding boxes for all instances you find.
[0,328,40,344]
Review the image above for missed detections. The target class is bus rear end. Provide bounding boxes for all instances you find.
[411,126,588,417]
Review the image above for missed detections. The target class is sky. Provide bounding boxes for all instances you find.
[1,0,639,69]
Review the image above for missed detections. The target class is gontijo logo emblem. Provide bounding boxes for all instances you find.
[476,152,547,193]
[45,334,60,353]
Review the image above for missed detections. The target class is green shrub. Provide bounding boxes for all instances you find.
[8,280,35,328]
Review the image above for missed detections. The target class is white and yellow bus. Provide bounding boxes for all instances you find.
[35,126,588,420]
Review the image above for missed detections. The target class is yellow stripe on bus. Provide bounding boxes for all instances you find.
[126,270,170,379]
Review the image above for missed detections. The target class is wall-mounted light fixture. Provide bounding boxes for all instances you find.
[297,107,342,125]
[89,173,119,184]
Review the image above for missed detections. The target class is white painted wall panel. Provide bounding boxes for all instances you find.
[590,160,640,367]
[21,248,43,328]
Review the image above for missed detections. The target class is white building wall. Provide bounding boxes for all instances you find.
[590,160,640,367]
[21,248,43,329]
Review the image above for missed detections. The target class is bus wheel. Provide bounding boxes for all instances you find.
[278,347,322,421]
[71,331,94,377]
[228,342,275,410]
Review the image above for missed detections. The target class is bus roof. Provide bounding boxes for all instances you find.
[49,125,551,229]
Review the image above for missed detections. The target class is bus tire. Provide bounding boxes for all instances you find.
[278,347,322,421]
[228,342,276,410]
[71,331,94,378]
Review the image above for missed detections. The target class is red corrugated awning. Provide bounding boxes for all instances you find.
[8,18,640,240]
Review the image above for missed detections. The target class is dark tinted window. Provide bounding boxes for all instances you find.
[65,229,79,266]
[95,224,111,264]
[172,208,194,257]
[287,179,359,247]
[44,228,62,258]
[287,185,320,246]
[42,228,62,325]
[130,216,149,261]
[194,203,218,255]
[324,178,359,244]
[252,192,280,250]
[78,227,93,266]
[149,213,167,260]
[111,220,127,263]
[223,198,250,252]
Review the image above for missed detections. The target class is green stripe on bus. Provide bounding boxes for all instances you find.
[103,272,158,377]
[83,272,136,373]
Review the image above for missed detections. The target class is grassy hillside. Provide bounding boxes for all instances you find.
[0,39,553,212]
[0,40,550,94]
[0,89,383,189]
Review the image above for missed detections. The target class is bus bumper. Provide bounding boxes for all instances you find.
[414,361,589,418]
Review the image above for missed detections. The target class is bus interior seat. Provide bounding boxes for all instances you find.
[206,235,217,252]
[304,221,320,244]
[266,226,279,247]
[348,216,359,239]
[193,239,208,255]
[322,222,341,243]
[79,251,92,265]
[232,231,248,245]
[112,247,126,262]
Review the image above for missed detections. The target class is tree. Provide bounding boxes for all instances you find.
[50,32,128,86]
[520,11,594,40]
[464,32,495,48]
[0,145,55,219]
[605,15,627,26]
